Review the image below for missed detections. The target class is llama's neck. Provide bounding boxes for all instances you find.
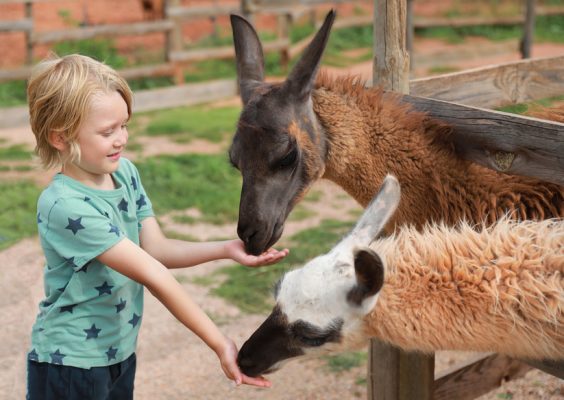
[364,219,563,359]
[311,81,564,226]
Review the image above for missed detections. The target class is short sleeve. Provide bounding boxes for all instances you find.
[41,197,125,270]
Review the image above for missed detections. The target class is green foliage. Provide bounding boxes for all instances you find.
[427,65,461,75]
[0,180,41,250]
[53,38,128,70]
[496,95,564,114]
[135,154,242,224]
[0,144,32,161]
[323,351,367,373]
[0,80,28,107]
[417,14,564,44]
[536,15,564,43]
[142,105,240,142]
[211,219,355,314]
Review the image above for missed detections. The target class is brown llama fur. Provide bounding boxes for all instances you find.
[368,217,563,359]
[312,72,563,230]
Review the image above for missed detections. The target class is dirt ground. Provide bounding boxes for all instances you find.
[1,8,564,399]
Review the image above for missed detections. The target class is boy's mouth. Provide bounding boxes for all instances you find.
[107,151,121,160]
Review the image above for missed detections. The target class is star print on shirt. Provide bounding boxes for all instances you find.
[95,281,113,296]
[109,223,121,237]
[64,256,79,270]
[28,349,39,361]
[136,194,147,210]
[60,304,76,314]
[84,324,102,339]
[65,217,85,235]
[118,198,129,212]
[106,346,118,361]
[131,176,138,191]
[76,260,91,273]
[128,313,141,327]
[50,349,66,365]
[115,298,127,313]
[37,213,42,224]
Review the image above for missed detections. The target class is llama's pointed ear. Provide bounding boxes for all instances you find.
[347,248,385,306]
[349,175,401,245]
[283,10,336,101]
[230,14,265,104]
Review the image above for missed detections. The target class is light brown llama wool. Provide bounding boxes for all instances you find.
[369,217,563,359]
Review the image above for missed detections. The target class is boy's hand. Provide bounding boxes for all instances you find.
[225,240,289,267]
[218,337,271,388]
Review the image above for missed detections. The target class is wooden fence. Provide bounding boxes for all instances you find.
[2,0,564,84]
[370,1,563,400]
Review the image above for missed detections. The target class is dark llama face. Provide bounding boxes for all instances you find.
[229,11,336,255]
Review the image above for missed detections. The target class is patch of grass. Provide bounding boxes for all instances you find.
[427,65,461,75]
[190,275,217,287]
[417,14,564,44]
[0,80,28,107]
[0,144,33,161]
[171,214,198,224]
[161,229,200,242]
[212,219,355,314]
[0,180,41,250]
[323,351,367,373]
[141,105,240,143]
[496,95,564,115]
[136,154,242,224]
[287,204,316,221]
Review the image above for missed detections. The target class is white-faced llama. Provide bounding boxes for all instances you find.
[236,176,564,377]
[228,10,563,255]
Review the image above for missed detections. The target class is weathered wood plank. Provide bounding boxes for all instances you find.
[410,55,564,108]
[402,94,564,185]
[166,4,240,19]
[170,39,289,63]
[132,79,237,113]
[434,354,531,400]
[30,20,174,45]
[521,358,564,379]
[0,18,33,32]
[0,66,31,83]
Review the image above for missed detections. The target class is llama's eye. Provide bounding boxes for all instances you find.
[278,149,297,168]
[298,335,327,347]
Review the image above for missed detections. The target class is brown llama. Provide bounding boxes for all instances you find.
[229,10,563,255]
[236,176,564,377]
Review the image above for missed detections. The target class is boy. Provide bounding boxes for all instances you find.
[26,53,288,399]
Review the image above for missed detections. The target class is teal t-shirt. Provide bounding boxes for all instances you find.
[28,158,154,368]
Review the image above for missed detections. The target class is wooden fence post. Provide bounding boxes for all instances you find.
[25,0,33,65]
[370,0,435,398]
[168,0,185,84]
[520,0,535,58]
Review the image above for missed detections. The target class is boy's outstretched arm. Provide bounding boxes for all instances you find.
[139,217,288,269]
[97,238,271,387]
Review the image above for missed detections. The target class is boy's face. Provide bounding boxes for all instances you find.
[63,90,129,186]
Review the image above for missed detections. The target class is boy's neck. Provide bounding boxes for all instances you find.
[61,164,116,190]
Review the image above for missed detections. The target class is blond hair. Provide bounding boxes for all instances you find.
[27,54,133,169]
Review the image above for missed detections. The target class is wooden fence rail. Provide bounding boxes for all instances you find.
[2,0,564,85]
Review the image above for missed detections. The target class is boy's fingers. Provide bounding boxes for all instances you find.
[241,374,271,388]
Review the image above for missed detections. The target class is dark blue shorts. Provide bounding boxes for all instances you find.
[27,353,136,400]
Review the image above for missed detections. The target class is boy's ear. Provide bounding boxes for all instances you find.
[48,130,67,151]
